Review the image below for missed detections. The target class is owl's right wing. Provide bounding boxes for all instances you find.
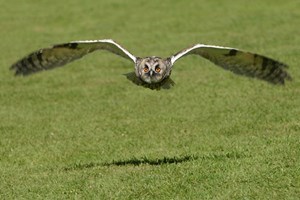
[10,39,137,75]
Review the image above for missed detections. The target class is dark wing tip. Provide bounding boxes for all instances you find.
[10,63,24,76]
[264,64,292,85]
[10,61,39,76]
[10,49,49,76]
[245,55,291,85]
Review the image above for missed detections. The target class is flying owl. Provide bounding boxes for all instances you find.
[10,39,291,89]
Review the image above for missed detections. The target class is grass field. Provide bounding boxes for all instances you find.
[1,0,300,199]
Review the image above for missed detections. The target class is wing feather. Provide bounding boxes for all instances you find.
[170,44,291,85]
[10,39,137,75]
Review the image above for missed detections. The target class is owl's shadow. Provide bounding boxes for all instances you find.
[64,151,247,170]
[64,155,196,171]
[124,72,175,90]
[103,155,196,166]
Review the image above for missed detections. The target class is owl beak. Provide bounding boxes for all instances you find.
[150,70,153,76]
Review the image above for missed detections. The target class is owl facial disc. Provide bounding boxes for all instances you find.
[136,56,171,84]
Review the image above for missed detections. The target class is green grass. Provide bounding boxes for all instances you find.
[1,0,300,199]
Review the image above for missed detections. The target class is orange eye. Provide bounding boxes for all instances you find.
[143,66,149,73]
[155,66,161,73]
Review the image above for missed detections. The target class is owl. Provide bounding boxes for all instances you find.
[10,39,291,89]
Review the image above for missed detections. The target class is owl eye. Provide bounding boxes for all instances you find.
[143,65,149,73]
[143,66,149,73]
[155,65,161,73]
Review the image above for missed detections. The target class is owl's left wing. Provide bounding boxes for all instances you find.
[10,39,137,75]
[170,44,291,85]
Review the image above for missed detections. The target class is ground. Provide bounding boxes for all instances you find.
[0,0,299,199]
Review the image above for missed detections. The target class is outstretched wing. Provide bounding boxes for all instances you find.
[10,39,137,75]
[170,44,291,85]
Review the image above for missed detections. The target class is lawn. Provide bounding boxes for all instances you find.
[1,0,300,199]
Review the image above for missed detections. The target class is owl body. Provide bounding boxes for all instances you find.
[10,39,291,89]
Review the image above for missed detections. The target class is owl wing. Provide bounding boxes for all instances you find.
[10,39,137,75]
[170,44,291,85]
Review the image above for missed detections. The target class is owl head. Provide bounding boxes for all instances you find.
[135,56,171,84]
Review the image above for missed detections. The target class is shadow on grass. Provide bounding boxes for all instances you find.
[64,155,197,171]
[64,151,248,171]
[103,155,196,166]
